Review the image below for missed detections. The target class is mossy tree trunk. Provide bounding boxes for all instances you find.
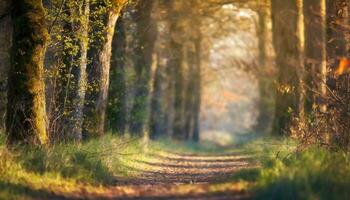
[7,0,49,145]
[271,0,304,135]
[129,0,157,136]
[0,0,12,130]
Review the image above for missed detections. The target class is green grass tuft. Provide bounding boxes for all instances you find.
[245,138,350,200]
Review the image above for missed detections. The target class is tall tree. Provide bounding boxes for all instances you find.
[129,0,157,136]
[183,26,202,141]
[0,0,12,130]
[53,0,90,142]
[303,0,327,114]
[7,0,49,145]
[83,0,127,139]
[191,36,202,142]
[271,0,304,135]
[149,53,165,139]
[107,12,127,134]
[254,0,276,134]
[168,1,187,140]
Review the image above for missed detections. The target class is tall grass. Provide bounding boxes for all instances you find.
[0,134,146,199]
[242,138,350,200]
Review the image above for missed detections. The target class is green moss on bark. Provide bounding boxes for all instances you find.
[6,0,49,145]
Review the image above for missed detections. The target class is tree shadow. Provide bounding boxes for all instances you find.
[19,148,116,185]
[0,181,67,200]
[147,153,255,163]
[135,160,249,169]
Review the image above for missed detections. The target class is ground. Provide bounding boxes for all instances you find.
[55,145,257,200]
[4,136,347,200]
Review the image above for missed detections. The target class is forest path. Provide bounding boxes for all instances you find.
[69,149,258,200]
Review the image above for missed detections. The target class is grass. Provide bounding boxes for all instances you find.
[1,133,350,199]
[233,138,350,200]
[0,134,149,200]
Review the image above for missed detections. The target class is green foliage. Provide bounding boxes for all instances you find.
[0,134,146,199]
[243,138,350,200]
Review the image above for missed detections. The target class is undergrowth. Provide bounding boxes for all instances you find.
[238,138,350,200]
[0,134,147,200]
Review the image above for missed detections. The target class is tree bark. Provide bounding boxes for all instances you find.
[7,0,49,145]
[0,0,12,130]
[303,0,327,114]
[129,0,157,136]
[183,44,196,139]
[83,2,121,139]
[255,0,275,134]
[107,13,127,135]
[54,0,89,142]
[171,35,186,140]
[271,0,304,135]
[149,53,165,140]
[191,36,202,142]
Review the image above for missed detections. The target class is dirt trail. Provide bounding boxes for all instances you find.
[62,150,257,200]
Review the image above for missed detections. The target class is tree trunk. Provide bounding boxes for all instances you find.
[0,0,12,130]
[255,0,275,134]
[83,3,121,139]
[192,36,202,142]
[303,0,327,114]
[107,13,127,135]
[183,44,196,139]
[129,0,157,136]
[7,0,49,145]
[271,0,304,135]
[69,0,89,142]
[149,53,165,140]
[54,0,89,142]
[171,37,186,140]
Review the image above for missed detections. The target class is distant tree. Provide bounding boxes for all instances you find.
[129,0,157,136]
[254,0,276,134]
[303,0,327,114]
[7,0,49,145]
[190,35,202,142]
[168,1,187,140]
